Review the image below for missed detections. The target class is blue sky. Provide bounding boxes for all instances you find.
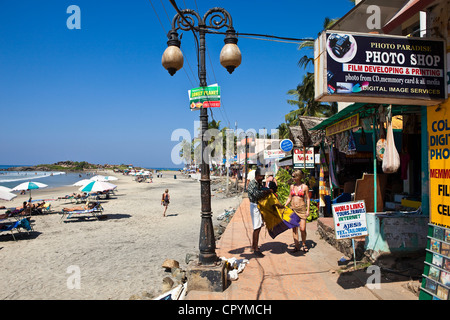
[0,0,354,168]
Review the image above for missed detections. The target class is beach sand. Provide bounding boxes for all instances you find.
[0,171,241,299]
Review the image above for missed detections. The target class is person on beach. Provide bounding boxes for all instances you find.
[247,168,272,256]
[284,170,310,253]
[161,189,170,217]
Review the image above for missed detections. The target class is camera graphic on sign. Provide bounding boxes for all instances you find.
[327,33,357,63]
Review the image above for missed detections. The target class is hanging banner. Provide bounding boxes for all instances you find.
[315,31,447,106]
[189,84,221,110]
[428,100,450,230]
[264,149,285,160]
[332,200,368,240]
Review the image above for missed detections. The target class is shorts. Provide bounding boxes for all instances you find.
[250,202,263,230]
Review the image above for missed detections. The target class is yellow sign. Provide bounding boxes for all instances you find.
[428,99,450,229]
[326,114,359,136]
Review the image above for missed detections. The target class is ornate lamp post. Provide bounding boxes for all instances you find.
[162,6,241,266]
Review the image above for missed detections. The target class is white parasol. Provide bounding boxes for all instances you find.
[12,181,48,198]
[0,190,17,201]
[79,180,117,193]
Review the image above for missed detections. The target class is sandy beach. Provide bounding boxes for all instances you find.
[0,171,241,299]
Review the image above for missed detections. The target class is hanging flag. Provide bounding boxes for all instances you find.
[329,145,339,189]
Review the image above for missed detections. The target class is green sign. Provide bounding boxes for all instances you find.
[189,85,221,110]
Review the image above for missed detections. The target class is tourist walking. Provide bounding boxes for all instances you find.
[161,189,170,217]
[284,170,310,252]
[247,167,272,256]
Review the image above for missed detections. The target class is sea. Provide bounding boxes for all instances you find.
[0,165,181,190]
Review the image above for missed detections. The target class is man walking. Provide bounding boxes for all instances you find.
[247,167,271,256]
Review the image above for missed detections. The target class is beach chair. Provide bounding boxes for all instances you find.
[61,202,104,221]
[0,218,32,241]
[57,195,75,203]
[38,202,51,214]
[8,206,34,231]
[75,194,89,204]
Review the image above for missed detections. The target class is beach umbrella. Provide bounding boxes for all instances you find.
[12,181,48,198]
[0,186,13,193]
[0,190,17,201]
[72,179,93,187]
[79,180,116,193]
[103,176,118,181]
[90,175,118,182]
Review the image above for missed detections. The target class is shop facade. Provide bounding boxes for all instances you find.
[311,0,449,299]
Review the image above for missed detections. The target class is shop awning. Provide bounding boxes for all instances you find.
[329,0,412,35]
[310,103,421,132]
[382,0,436,34]
[277,155,293,167]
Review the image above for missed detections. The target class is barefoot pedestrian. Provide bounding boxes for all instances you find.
[161,189,170,217]
[247,167,272,256]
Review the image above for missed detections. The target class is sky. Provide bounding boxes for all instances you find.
[0,0,354,168]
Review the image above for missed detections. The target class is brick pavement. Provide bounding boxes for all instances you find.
[186,198,418,300]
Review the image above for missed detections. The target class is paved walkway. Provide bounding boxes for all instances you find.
[186,198,419,300]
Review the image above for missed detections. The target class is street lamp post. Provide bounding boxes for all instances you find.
[162,6,241,266]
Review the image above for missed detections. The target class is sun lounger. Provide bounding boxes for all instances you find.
[75,195,89,204]
[0,218,32,241]
[61,202,104,221]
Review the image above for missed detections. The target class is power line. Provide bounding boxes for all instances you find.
[159,0,172,24]
[206,29,314,44]
[151,0,196,87]
[148,0,166,34]
[238,35,304,44]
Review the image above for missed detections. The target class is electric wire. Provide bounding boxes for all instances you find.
[153,0,196,87]
[148,0,166,34]
[163,0,310,130]
[159,0,172,24]
[177,0,198,84]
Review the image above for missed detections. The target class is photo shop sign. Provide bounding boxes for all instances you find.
[314,31,447,106]
[332,200,368,240]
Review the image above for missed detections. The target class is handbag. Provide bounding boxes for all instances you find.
[382,120,400,173]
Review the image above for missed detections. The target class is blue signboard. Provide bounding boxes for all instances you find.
[280,139,293,152]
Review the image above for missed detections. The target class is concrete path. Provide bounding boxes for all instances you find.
[186,198,419,300]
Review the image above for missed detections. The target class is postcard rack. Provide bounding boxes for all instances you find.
[420,223,450,300]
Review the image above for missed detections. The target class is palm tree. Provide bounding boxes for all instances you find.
[285,17,339,120]
[276,123,290,139]
[208,119,221,130]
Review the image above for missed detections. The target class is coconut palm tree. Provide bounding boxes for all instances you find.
[285,17,339,120]
[276,123,290,139]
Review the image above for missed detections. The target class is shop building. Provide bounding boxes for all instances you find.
[311,0,449,299]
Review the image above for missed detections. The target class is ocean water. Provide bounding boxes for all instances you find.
[0,165,97,190]
[0,165,181,190]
